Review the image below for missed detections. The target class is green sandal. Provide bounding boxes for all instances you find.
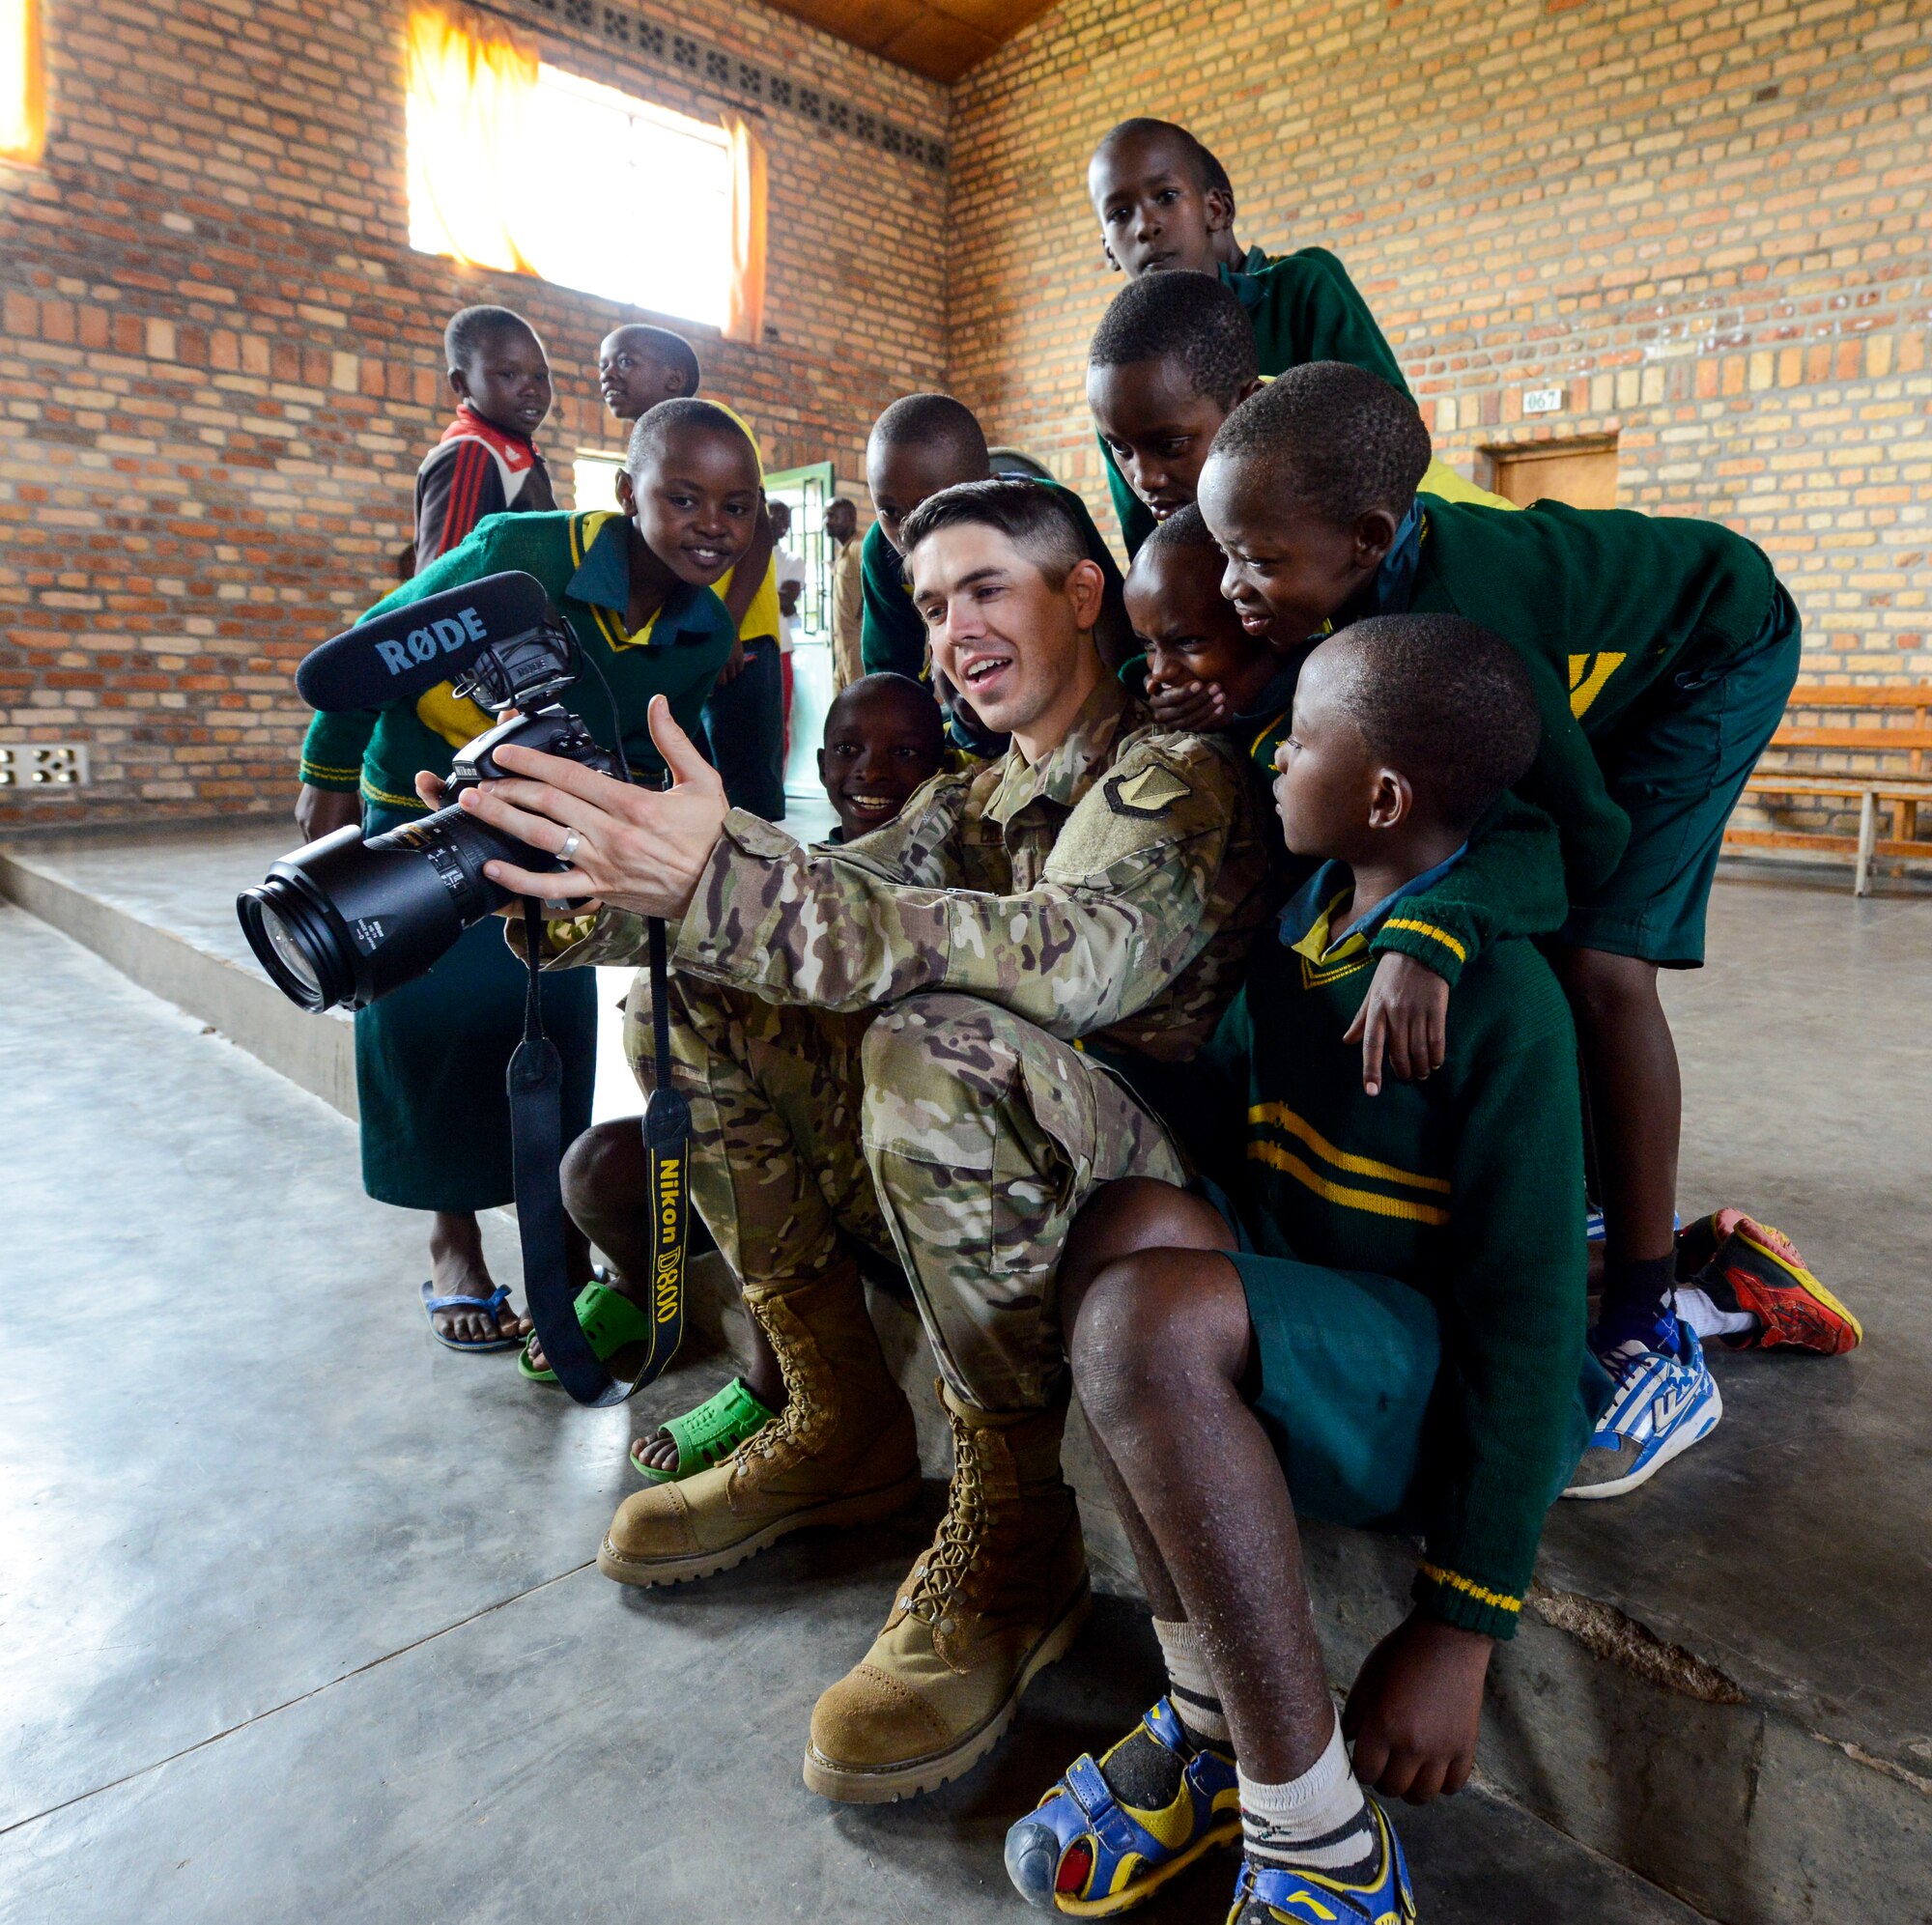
[517,1282,657,1386]
[630,1377,777,1484]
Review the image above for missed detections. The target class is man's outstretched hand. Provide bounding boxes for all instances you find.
[1343,1609,1492,1803]
[451,695,729,920]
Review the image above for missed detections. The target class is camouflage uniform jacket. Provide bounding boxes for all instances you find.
[548,674,1275,1062]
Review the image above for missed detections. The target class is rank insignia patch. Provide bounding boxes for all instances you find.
[1105,764,1192,818]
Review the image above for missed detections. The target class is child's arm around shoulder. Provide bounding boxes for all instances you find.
[1348,790,1570,1093]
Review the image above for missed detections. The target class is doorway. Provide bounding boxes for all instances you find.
[1485,435,1619,511]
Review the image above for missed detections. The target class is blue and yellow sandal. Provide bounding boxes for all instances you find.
[1005,1697,1240,1915]
[1224,1803,1416,1925]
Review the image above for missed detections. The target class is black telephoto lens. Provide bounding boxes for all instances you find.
[238,806,530,1011]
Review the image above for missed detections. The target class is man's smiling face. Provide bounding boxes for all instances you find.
[908,523,1092,742]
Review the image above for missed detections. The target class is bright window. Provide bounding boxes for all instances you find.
[406,31,732,331]
[1,0,44,164]
[516,70,731,327]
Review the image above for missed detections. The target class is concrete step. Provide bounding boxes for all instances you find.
[6,824,1929,1922]
[2,902,1706,1925]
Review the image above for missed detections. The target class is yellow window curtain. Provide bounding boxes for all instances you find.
[721,112,768,345]
[1,0,45,165]
[405,2,540,274]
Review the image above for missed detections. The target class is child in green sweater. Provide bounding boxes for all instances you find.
[1084,119,1505,555]
[1192,362,1861,1499]
[1006,613,1605,1923]
[1122,504,1574,1095]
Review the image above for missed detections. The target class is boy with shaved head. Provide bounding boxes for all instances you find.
[862,392,1133,686]
[1085,120,1507,552]
[1008,614,1605,1922]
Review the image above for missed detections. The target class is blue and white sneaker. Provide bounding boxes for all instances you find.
[1225,1804,1416,1923]
[1564,1315,1722,1499]
[1584,1204,1681,1243]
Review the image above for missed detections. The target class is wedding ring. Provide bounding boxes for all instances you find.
[558,829,582,863]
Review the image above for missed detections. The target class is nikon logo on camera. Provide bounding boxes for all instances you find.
[374,607,491,679]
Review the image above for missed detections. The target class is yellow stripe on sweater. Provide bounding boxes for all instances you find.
[1246,1141,1451,1227]
[1415,1560,1522,1614]
[1249,1102,1452,1195]
[1380,918,1467,964]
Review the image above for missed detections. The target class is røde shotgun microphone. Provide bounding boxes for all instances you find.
[295,571,554,713]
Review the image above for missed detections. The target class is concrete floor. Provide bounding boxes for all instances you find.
[3,839,1928,1920]
[2,901,1714,1923]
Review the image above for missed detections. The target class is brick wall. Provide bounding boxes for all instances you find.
[947,0,1932,694]
[0,0,947,826]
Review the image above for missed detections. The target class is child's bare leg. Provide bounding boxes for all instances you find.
[1071,1242,1332,1782]
[557,1119,782,1461]
[428,1209,531,1344]
[1553,946,1681,1326]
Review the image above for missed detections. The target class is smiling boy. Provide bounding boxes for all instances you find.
[297,398,754,1358]
[817,671,948,842]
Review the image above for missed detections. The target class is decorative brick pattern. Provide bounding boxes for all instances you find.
[0,0,947,826]
[947,0,1932,693]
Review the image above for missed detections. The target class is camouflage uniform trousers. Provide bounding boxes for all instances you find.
[625,971,1185,1414]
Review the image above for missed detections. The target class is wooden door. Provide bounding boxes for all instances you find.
[1489,438,1619,510]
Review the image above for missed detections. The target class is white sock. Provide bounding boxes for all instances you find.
[1151,1616,1231,1744]
[1674,1285,1756,1341]
[1238,1718,1377,1875]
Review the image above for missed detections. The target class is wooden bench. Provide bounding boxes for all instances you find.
[1724,684,1932,894]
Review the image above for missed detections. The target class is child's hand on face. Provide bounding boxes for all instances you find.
[1147,676,1231,731]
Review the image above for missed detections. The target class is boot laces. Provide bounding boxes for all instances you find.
[901,1421,987,1623]
[740,1312,812,1464]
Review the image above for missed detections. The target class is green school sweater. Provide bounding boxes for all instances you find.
[859,483,1127,682]
[1406,498,1779,744]
[1116,649,1571,985]
[1103,250,1409,558]
[1194,861,1589,1638]
[298,511,735,809]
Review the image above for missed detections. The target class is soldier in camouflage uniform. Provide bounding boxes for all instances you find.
[500,480,1273,1802]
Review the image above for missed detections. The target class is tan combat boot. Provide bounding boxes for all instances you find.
[597,1264,921,1588]
[802,1380,1091,1802]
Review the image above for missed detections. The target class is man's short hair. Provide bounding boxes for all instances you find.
[1208,361,1432,525]
[444,305,537,373]
[1137,500,1221,564]
[1090,273,1258,409]
[1094,118,1235,211]
[1329,614,1542,831]
[898,478,1086,589]
[619,324,701,397]
[868,393,989,471]
[625,398,756,475]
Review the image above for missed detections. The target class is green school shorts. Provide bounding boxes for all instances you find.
[1228,1249,1607,1532]
[1560,582,1802,967]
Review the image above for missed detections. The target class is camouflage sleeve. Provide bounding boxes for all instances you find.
[672,734,1251,1038]
[507,769,983,971]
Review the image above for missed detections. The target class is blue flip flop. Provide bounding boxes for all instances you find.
[420,1281,524,1353]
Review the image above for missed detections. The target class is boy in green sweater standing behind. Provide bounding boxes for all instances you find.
[1085,118,1506,556]
[1193,363,1861,1499]
[1007,615,1603,1922]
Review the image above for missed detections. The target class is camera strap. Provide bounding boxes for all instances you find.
[508,900,691,1407]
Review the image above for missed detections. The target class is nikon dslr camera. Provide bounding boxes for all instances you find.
[239,572,621,1012]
